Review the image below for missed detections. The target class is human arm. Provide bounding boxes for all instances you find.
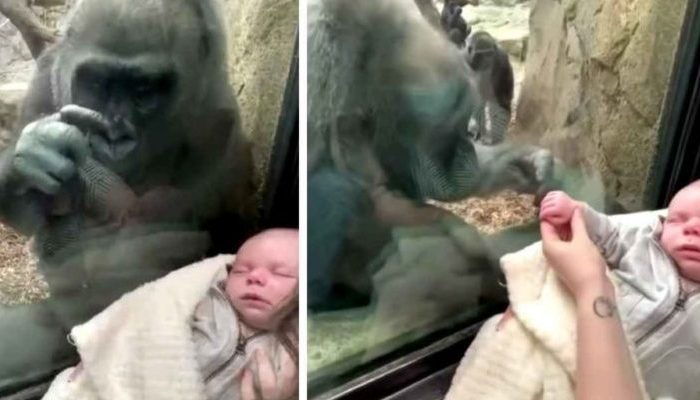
[541,209,644,400]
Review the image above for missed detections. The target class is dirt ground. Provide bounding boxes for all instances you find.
[0,223,48,305]
[431,189,538,234]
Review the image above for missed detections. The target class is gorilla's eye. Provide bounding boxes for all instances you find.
[131,73,175,114]
[77,68,104,91]
[132,80,160,112]
[134,83,154,99]
[135,83,153,94]
[88,77,103,91]
[72,66,108,108]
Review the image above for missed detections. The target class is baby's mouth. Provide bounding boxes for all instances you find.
[677,245,700,259]
[240,293,271,305]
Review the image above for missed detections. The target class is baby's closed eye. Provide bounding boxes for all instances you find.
[272,266,296,278]
[666,216,685,224]
[229,262,253,274]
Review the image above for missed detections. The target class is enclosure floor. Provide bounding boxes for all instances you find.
[0,223,48,306]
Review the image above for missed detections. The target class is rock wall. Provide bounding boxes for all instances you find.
[514,0,689,210]
[223,0,298,186]
[0,12,36,146]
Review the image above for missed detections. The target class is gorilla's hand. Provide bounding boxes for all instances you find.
[12,105,105,195]
[506,147,555,193]
[474,143,555,194]
[371,186,456,226]
[520,147,554,187]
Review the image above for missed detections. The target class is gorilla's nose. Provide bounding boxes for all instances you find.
[90,122,137,161]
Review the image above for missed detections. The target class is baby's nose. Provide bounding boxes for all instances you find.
[684,219,700,235]
[247,268,268,284]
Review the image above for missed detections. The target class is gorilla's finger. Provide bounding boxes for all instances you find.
[13,157,61,195]
[60,105,111,137]
[39,121,90,163]
[29,148,77,182]
[534,187,555,207]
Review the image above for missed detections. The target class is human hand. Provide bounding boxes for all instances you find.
[540,208,611,301]
[539,190,579,226]
[241,349,297,400]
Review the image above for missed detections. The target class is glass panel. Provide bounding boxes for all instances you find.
[0,0,297,394]
[307,0,691,390]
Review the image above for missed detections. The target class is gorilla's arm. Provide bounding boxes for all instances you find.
[0,154,46,235]
[0,50,58,235]
[412,131,553,202]
[413,132,481,202]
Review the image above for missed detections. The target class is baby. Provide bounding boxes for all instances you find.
[540,180,700,400]
[191,228,299,400]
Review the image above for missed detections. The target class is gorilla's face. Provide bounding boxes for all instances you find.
[61,0,211,179]
[72,58,178,170]
[465,32,495,71]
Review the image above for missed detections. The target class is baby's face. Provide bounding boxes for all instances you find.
[660,184,700,281]
[226,230,298,330]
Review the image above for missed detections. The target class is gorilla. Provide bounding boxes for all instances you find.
[0,0,258,326]
[464,31,515,145]
[308,0,553,310]
[440,0,470,48]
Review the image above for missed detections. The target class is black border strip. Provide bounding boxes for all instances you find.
[646,0,700,208]
[261,29,300,229]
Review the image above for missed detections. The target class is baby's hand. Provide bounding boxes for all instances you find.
[241,349,297,400]
[539,191,578,226]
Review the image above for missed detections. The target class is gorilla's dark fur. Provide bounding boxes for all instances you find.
[440,0,470,48]
[308,0,552,309]
[0,0,258,326]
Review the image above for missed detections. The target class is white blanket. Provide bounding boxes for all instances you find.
[444,241,649,400]
[42,254,234,400]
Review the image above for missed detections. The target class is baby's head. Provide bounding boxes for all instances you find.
[660,180,700,282]
[225,228,299,330]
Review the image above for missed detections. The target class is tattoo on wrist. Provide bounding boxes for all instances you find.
[593,296,617,318]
